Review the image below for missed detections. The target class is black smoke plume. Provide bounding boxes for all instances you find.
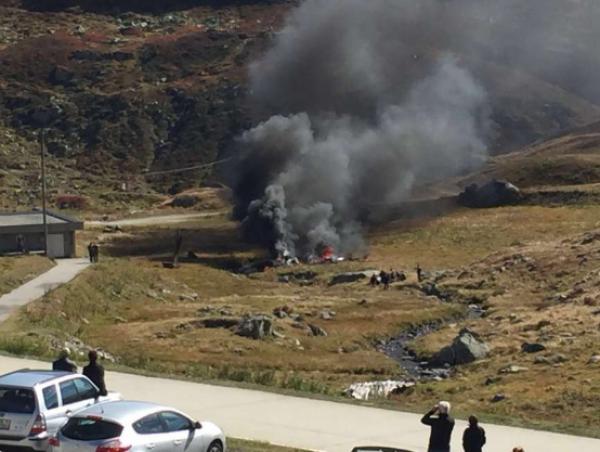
[232,0,600,257]
[233,0,490,257]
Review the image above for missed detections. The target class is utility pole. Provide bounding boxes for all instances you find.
[40,129,49,257]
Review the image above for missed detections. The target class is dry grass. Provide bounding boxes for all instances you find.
[385,229,600,437]
[1,253,457,393]
[371,205,600,268]
[2,199,600,436]
[0,255,54,296]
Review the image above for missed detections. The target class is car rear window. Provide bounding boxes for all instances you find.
[0,386,36,414]
[62,417,123,441]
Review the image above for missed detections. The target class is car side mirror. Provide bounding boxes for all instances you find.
[193,421,202,430]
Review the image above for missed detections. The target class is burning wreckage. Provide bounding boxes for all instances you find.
[230,0,493,273]
[238,243,349,276]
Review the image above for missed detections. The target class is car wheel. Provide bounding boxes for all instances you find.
[207,440,223,452]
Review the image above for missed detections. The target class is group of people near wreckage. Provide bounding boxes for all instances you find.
[370,264,425,289]
[422,401,525,452]
[369,269,406,289]
[52,348,108,396]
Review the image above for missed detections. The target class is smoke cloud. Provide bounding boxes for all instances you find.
[232,0,600,257]
[233,0,490,257]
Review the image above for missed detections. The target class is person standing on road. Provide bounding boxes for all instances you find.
[421,401,455,452]
[83,350,107,396]
[52,348,77,373]
[463,415,486,452]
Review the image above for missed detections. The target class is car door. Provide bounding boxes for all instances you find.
[40,383,68,435]
[58,379,93,418]
[72,378,99,407]
[158,411,199,452]
[132,412,173,452]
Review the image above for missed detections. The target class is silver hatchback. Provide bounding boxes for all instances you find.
[0,369,120,452]
[49,400,226,452]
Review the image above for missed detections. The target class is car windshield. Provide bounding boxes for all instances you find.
[62,417,123,441]
[0,386,36,414]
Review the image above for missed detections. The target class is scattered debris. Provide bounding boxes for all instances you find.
[308,324,328,337]
[278,271,318,284]
[345,380,415,400]
[329,270,379,286]
[319,309,336,320]
[499,365,529,374]
[521,342,546,353]
[201,318,239,329]
[491,393,507,403]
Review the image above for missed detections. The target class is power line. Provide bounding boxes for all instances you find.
[142,157,231,177]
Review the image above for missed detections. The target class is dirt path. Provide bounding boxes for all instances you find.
[0,258,90,322]
[87,212,224,228]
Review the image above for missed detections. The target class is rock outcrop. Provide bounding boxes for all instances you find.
[236,315,273,340]
[430,328,489,366]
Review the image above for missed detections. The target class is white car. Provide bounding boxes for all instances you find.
[49,400,226,452]
[0,369,120,452]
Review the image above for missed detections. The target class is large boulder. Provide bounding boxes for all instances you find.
[430,328,490,366]
[459,180,522,208]
[236,315,273,340]
[329,270,379,286]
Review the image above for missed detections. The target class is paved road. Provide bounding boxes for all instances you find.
[0,356,597,452]
[87,212,224,228]
[0,258,90,322]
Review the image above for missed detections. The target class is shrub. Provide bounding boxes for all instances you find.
[55,194,87,210]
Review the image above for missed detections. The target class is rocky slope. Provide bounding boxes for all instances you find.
[1,0,600,211]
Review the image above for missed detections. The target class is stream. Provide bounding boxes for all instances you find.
[378,304,485,381]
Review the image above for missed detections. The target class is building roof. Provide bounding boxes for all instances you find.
[0,213,67,226]
[0,210,83,231]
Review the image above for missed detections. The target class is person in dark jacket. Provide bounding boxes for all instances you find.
[52,348,77,373]
[91,243,99,263]
[463,415,486,452]
[87,242,94,263]
[421,401,455,452]
[83,350,107,396]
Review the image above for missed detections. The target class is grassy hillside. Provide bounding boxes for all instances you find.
[459,121,600,193]
[1,0,600,211]
[1,189,599,435]
[0,255,54,296]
